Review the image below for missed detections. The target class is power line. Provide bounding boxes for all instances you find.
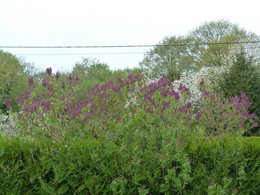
[14,52,145,56]
[1,40,260,49]
[12,46,260,56]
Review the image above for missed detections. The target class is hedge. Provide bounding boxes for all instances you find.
[0,136,259,194]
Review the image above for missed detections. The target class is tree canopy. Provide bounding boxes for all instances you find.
[0,50,27,111]
[140,20,260,81]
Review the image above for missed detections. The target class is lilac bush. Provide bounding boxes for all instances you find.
[16,67,258,140]
[198,81,258,136]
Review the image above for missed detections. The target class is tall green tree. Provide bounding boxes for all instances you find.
[140,20,259,81]
[0,50,27,111]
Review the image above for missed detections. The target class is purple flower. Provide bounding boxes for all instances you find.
[162,101,170,110]
[24,104,31,113]
[55,71,60,80]
[203,90,215,99]
[23,89,31,100]
[42,79,48,87]
[28,77,34,87]
[178,83,189,93]
[160,88,169,96]
[71,108,81,118]
[4,98,12,109]
[75,75,80,82]
[200,79,205,86]
[144,93,153,102]
[66,102,73,111]
[157,77,169,87]
[32,101,39,112]
[46,67,52,76]
[126,74,143,85]
[149,82,157,92]
[17,97,24,104]
[42,100,51,111]
[179,101,192,113]
[170,90,180,100]
[229,96,239,104]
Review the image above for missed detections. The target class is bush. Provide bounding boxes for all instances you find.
[0,110,19,136]
[0,136,259,194]
[17,70,194,141]
[187,137,260,194]
[218,51,260,135]
[15,68,258,140]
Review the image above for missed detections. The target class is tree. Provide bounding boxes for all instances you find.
[72,58,113,99]
[188,20,259,67]
[140,20,260,81]
[140,36,196,81]
[218,51,260,135]
[0,50,27,111]
[73,58,112,81]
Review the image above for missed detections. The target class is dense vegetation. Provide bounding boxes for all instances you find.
[0,20,260,194]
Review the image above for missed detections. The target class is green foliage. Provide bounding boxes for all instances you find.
[188,20,257,67]
[0,136,259,194]
[187,137,260,194]
[0,50,27,111]
[72,58,114,98]
[197,92,256,136]
[218,51,260,134]
[140,36,195,81]
[140,20,259,81]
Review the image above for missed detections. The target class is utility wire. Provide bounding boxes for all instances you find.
[12,46,260,56]
[14,52,146,56]
[1,40,260,49]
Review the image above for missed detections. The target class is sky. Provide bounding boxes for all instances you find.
[1,0,260,72]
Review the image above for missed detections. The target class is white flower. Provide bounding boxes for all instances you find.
[0,111,20,136]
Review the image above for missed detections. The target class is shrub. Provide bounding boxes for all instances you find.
[17,70,194,141]
[16,68,258,140]
[187,137,260,194]
[0,136,259,194]
[0,110,19,136]
[198,89,257,136]
[218,51,260,135]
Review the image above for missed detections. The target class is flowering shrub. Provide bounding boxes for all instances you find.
[173,66,227,105]
[0,111,19,136]
[198,82,258,136]
[17,69,81,140]
[17,68,195,140]
[16,67,257,140]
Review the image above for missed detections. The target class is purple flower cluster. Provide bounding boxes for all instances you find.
[46,67,52,76]
[17,67,258,139]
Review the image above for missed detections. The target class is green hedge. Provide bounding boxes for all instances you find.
[187,137,260,194]
[0,136,259,194]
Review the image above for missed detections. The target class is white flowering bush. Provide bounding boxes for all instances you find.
[0,111,19,136]
[173,66,228,106]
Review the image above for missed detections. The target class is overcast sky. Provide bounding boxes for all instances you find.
[1,0,260,72]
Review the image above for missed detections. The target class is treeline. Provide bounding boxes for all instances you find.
[1,20,260,134]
